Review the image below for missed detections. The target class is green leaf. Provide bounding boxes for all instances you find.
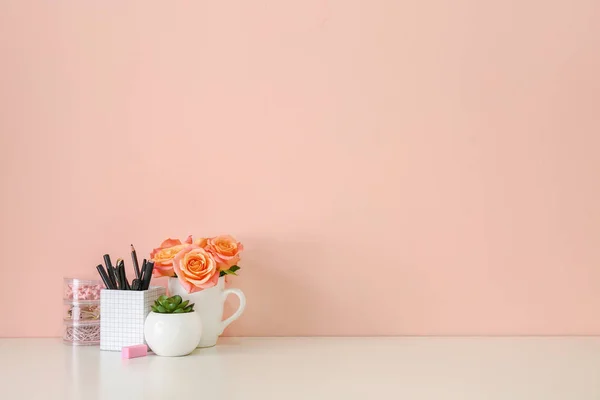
[221,265,241,276]
[156,305,168,313]
[171,295,182,306]
[151,305,159,313]
[180,300,189,309]
[219,270,226,277]
[157,295,168,306]
[173,308,185,313]
[183,305,193,313]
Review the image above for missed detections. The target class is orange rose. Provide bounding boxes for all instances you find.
[150,236,192,277]
[204,235,244,269]
[172,245,219,293]
[193,237,208,248]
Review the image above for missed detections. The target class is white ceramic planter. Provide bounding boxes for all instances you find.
[144,311,202,357]
[168,277,246,348]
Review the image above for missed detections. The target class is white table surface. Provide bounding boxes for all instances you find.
[1,337,599,399]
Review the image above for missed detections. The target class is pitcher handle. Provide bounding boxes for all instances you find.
[220,288,246,334]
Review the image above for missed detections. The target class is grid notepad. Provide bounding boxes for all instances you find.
[100,287,165,351]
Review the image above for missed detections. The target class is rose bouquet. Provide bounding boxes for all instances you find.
[150,235,243,294]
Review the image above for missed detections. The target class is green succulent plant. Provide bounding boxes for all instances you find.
[151,295,195,314]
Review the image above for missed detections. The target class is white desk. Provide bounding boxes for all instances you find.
[1,337,599,399]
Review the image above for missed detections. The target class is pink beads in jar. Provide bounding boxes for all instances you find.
[64,278,103,301]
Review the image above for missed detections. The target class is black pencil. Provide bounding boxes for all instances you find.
[131,244,141,280]
[109,266,118,289]
[113,265,119,289]
[115,258,124,289]
[103,254,117,288]
[131,279,141,291]
[118,259,124,287]
[138,259,147,289]
[120,259,131,290]
[139,262,148,290]
[146,261,155,289]
[141,261,154,290]
[96,264,113,289]
[103,254,113,270]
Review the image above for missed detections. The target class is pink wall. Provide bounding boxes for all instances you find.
[1,1,599,337]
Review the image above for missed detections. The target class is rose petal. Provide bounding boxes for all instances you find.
[194,237,208,248]
[149,247,162,260]
[176,274,194,293]
[153,262,175,277]
[160,238,182,248]
[190,270,219,293]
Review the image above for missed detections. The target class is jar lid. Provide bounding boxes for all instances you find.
[64,278,103,285]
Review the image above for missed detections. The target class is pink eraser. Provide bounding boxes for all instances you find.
[121,344,148,359]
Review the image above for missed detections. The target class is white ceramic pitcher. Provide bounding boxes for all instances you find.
[168,276,246,348]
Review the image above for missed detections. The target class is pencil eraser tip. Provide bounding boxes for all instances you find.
[121,344,148,359]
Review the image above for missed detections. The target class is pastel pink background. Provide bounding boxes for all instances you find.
[1,1,599,337]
